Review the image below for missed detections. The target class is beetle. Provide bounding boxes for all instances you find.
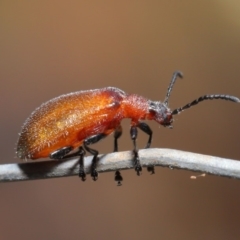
[17,71,239,184]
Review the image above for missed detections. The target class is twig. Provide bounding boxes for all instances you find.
[0,148,240,182]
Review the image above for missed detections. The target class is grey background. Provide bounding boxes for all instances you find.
[1,1,240,240]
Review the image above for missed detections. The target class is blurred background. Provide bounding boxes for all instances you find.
[1,1,240,240]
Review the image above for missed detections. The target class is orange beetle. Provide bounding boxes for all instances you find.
[17,72,239,183]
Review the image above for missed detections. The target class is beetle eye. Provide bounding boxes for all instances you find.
[149,102,157,112]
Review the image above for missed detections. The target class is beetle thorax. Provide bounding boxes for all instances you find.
[121,94,149,121]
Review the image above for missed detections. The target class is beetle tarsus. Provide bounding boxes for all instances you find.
[130,126,143,176]
[91,169,98,181]
[134,159,142,176]
[84,134,107,181]
[115,171,123,186]
[90,156,99,181]
[79,171,86,181]
[135,165,142,176]
[133,150,142,176]
[147,166,155,174]
[113,126,124,184]
[77,146,86,181]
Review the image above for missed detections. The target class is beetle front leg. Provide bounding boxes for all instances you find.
[138,122,152,148]
[138,122,155,174]
[130,125,142,176]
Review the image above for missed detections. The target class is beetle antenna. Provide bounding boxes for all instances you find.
[172,94,240,115]
[164,71,183,106]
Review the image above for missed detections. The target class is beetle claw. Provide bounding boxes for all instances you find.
[79,171,86,181]
[115,171,123,186]
[147,166,155,174]
[135,164,142,176]
[91,170,98,181]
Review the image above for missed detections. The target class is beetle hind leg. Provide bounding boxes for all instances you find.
[50,146,87,181]
[50,146,73,159]
[77,147,86,181]
[84,133,107,181]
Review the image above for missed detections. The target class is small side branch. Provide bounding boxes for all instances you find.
[0,148,240,182]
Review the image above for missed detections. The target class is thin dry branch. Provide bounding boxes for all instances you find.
[0,148,240,182]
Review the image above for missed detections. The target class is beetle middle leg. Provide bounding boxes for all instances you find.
[113,125,123,186]
[68,146,87,181]
[138,122,155,174]
[130,125,142,175]
[84,133,107,181]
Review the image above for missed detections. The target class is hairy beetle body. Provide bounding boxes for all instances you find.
[16,72,239,183]
[17,87,154,160]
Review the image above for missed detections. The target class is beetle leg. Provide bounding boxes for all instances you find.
[113,125,123,186]
[138,122,152,148]
[115,171,123,186]
[66,146,87,181]
[77,147,86,181]
[50,146,73,159]
[137,122,155,174]
[50,146,87,181]
[130,125,142,175]
[84,133,107,181]
[114,125,122,152]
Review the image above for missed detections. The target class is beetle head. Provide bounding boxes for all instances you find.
[149,101,173,128]
[146,71,182,128]
[151,71,239,126]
